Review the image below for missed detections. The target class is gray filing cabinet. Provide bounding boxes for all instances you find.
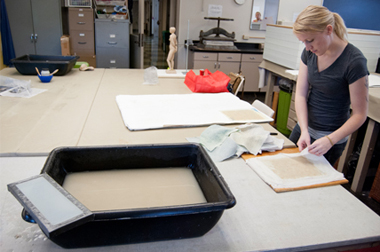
[5,0,62,57]
[95,18,130,68]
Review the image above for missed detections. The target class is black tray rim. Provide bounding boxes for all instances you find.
[10,54,80,64]
[41,143,237,220]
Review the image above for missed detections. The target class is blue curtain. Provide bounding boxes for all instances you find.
[0,0,16,66]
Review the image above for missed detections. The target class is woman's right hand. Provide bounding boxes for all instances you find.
[297,131,310,152]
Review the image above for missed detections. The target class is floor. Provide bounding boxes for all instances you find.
[143,35,380,220]
[144,35,168,69]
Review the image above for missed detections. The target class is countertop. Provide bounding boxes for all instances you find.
[188,41,264,54]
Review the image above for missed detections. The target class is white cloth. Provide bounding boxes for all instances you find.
[230,124,269,156]
[187,123,284,161]
[116,93,272,130]
[199,125,238,151]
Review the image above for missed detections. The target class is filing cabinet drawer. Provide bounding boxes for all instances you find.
[69,8,94,31]
[70,31,94,52]
[96,47,129,68]
[95,21,129,48]
[241,54,263,62]
[194,52,217,61]
[218,53,241,62]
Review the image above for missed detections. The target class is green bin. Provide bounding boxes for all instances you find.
[276,89,292,137]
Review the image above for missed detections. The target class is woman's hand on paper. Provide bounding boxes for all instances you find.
[308,137,332,156]
[297,131,310,152]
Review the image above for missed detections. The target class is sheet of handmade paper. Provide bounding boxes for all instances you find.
[246,148,345,189]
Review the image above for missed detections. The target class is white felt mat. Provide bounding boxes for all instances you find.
[116,93,273,131]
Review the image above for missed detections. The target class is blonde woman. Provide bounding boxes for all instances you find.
[166,27,177,71]
[290,5,369,165]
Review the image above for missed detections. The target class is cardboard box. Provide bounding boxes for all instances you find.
[77,54,96,68]
[61,35,71,56]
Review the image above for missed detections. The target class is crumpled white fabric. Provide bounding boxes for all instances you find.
[230,123,269,156]
[187,123,284,162]
[199,124,238,151]
[188,136,238,162]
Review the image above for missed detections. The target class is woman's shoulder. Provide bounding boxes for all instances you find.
[301,47,314,64]
[345,43,366,59]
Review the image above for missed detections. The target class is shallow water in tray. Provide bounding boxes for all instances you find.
[63,167,207,211]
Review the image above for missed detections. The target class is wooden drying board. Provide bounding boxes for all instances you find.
[242,148,348,193]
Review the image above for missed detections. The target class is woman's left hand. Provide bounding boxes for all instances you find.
[308,136,332,156]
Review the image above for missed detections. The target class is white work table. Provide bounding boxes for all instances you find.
[1,68,380,251]
[0,68,293,155]
[1,156,380,251]
[0,68,105,155]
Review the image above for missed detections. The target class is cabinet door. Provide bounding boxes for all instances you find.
[4,0,35,56]
[241,62,260,92]
[241,54,263,92]
[32,0,63,55]
[217,61,240,75]
[193,60,217,72]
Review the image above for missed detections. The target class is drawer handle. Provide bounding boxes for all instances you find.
[202,56,209,58]
[78,42,87,44]
[214,63,217,69]
[108,42,118,45]
[77,22,86,25]
[227,57,233,59]
[250,57,256,60]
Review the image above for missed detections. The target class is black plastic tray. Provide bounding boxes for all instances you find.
[10,55,79,76]
[21,144,236,248]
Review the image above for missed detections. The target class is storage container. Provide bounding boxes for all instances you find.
[11,55,79,76]
[8,144,236,248]
[276,89,292,137]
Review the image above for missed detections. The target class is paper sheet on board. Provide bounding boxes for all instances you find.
[246,148,347,192]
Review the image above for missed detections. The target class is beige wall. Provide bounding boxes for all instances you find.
[176,0,322,69]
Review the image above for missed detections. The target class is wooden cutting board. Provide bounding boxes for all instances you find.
[242,148,349,192]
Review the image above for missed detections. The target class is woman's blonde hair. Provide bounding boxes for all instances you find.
[293,5,347,41]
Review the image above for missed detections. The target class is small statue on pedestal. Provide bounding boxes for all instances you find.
[166,27,177,74]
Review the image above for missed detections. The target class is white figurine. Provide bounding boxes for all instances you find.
[166,27,177,73]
